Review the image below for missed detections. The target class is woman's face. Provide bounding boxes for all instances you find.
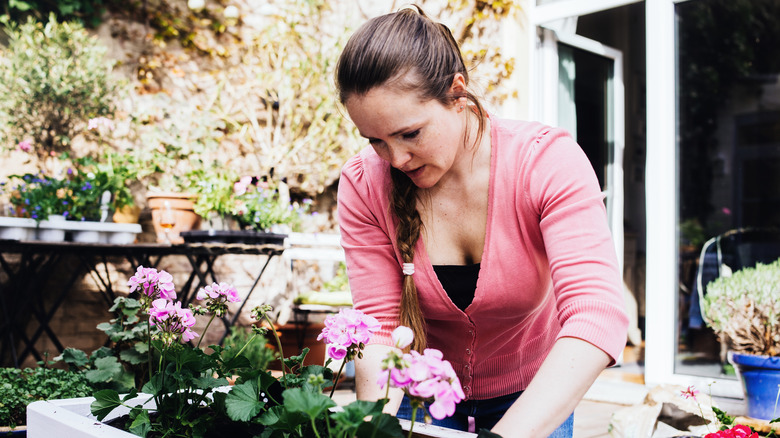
[344,78,467,189]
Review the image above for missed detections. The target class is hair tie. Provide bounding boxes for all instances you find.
[402,263,415,276]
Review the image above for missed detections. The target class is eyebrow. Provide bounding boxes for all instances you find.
[359,124,418,140]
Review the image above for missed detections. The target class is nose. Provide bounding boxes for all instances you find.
[387,145,412,169]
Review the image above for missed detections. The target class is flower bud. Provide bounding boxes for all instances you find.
[392,326,414,349]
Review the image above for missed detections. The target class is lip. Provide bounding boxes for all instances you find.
[403,165,425,179]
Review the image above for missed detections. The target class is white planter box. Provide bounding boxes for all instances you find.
[27,395,475,438]
[0,217,141,244]
[27,394,152,438]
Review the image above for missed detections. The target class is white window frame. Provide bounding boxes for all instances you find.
[645,0,741,397]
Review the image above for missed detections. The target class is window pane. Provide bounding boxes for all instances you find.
[675,0,780,378]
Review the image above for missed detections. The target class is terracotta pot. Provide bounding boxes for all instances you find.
[147,192,201,244]
[112,205,142,224]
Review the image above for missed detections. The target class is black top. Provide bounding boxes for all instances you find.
[432,263,480,311]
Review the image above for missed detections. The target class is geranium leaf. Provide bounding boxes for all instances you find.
[282,387,336,419]
[355,413,404,437]
[57,347,89,368]
[90,389,121,420]
[120,347,146,365]
[128,407,152,437]
[225,381,264,421]
[333,400,385,427]
[85,356,122,382]
[258,405,308,430]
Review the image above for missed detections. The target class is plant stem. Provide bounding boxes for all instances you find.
[147,321,153,384]
[329,359,346,398]
[196,314,217,348]
[408,404,418,438]
[234,333,258,358]
[263,313,287,383]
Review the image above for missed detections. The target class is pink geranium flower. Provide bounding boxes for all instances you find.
[87,116,114,131]
[128,266,177,302]
[378,327,465,421]
[149,299,199,345]
[196,282,241,317]
[317,308,379,361]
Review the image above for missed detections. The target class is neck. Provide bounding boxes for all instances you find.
[430,111,491,193]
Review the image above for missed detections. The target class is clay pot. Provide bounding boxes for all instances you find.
[147,192,201,244]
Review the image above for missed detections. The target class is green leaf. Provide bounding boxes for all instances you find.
[332,400,385,428]
[85,356,123,382]
[58,347,89,368]
[258,405,308,431]
[225,381,264,421]
[120,347,147,365]
[282,387,335,419]
[355,413,404,438]
[128,408,152,437]
[90,389,121,420]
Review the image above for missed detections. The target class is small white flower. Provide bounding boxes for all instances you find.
[224,5,239,19]
[188,0,205,11]
[391,326,414,349]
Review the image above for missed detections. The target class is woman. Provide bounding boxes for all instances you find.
[335,7,628,437]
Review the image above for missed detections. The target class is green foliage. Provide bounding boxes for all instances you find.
[0,14,117,164]
[67,153,137,220]
[58,297,149,392]
[222,326,277,372]
[0,365,92,428]
[702,258,780,356]
[126,97,227,192]
[4,0,108,28]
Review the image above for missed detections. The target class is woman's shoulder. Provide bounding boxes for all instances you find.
[492,117,572,151]
[339,147,391,205]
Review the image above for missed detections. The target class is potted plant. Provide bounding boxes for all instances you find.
[27,266,472,437]
[702,258,780,420]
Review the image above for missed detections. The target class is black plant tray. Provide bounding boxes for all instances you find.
[180,230,287,245]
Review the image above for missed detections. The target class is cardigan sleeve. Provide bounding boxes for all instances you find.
[525,127,629,363]
[337,153,401,346]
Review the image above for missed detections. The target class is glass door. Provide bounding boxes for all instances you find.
[537,29,625,269]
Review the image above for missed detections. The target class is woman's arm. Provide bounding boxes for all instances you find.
[491,337,610,437]
[354,344,406,414]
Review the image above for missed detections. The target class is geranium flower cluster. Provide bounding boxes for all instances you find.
[127,266,176,303]
[317,308,380,361]
[127,265,201,346]
[196,282,241,317]
[149,299,198,345]
[379,326,465,420]
[705,425,759,438]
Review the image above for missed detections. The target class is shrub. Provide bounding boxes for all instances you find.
[0,14,117,164]
[702,258,780,356]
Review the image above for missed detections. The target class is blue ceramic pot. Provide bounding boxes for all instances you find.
[731,352,780,420]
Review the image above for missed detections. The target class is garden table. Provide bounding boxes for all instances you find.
[0,240,285,367]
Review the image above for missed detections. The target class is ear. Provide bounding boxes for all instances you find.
[449,73,468,104]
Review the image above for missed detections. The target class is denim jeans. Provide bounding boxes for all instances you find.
[396,391,574,437]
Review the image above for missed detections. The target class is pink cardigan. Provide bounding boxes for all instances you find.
[337,117,628,399]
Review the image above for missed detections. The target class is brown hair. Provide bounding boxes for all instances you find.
[336,6,487,351]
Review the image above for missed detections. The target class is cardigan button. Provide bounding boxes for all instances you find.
[465,348,471,355]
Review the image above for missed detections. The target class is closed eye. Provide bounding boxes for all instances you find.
[402,130,420,140]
